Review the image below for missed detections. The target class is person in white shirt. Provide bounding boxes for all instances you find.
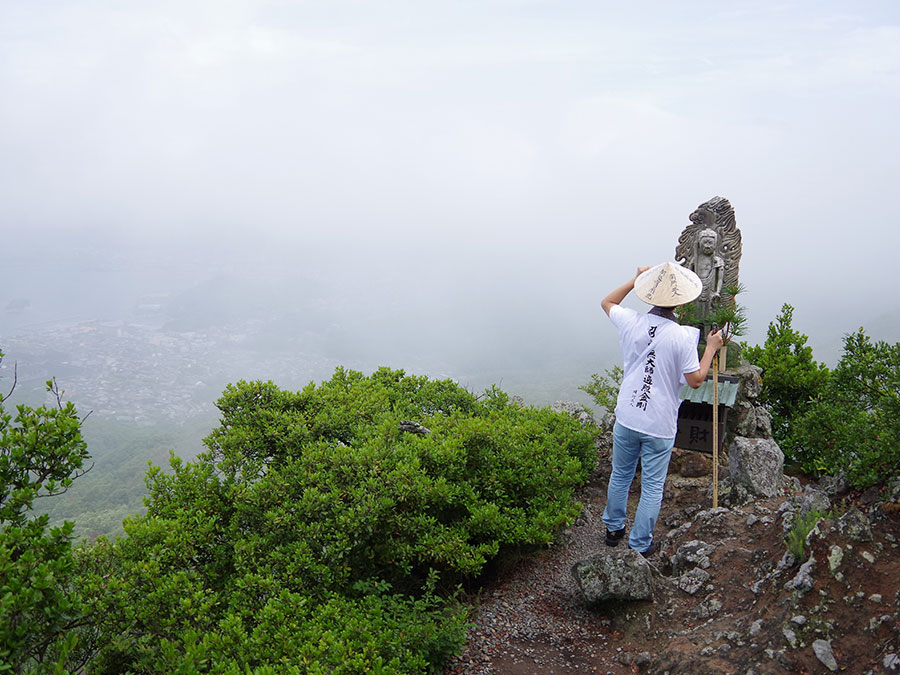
[600,262,723,556]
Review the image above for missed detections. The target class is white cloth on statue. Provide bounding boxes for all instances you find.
[609,305,701,438]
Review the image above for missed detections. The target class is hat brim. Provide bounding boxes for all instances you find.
[634,263,703,307]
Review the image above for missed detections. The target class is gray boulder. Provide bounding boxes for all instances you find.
[728,437,784,498]
[888,476,900,502]
[795,486,831,519]
[731,401,773,438]
[729,364,763,399]
[836,508,873,542]
[726,366,772,442]
[785,554,816,593]
[551,401,598,428]
[572,549,655,602]
[818,472,849,497]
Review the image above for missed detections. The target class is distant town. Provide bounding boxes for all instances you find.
[2,310,340,426]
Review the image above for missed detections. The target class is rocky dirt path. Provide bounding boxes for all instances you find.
[443,449,900,674]
[444,480,625,674]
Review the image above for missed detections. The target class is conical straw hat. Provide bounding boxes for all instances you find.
[634,262,702,307]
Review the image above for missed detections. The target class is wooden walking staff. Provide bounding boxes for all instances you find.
[710,323,720,508]
[712,352,720,508]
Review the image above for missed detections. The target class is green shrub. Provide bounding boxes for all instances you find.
[0,360,92,673]
[742,304,830,461]
[580,366,622,414]
[80,367,597,672]
[791,329,900,488]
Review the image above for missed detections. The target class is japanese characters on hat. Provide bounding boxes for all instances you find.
[634,262,702,307]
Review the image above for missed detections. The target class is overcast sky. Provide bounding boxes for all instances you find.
[2,1,899,368]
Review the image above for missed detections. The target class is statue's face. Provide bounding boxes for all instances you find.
[699,234,716,254]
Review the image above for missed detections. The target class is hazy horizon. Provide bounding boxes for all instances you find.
[3,1,900,416]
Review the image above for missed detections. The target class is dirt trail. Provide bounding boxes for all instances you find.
[444,448,900,674]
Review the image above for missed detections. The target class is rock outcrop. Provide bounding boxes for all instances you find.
[728,436,784,498]
[572,548,655,602]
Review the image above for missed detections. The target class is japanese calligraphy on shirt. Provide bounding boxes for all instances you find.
[631,325,657,411]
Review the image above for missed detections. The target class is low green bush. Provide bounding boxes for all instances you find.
[79,367,598,672]
[579,366,622,414]
[784,507,835,560]
[0,368,91,672]
[741,303,830,462]
[790,329,900,488]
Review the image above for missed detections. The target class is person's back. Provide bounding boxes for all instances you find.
[599,263,722,555]
[610,306,700,439]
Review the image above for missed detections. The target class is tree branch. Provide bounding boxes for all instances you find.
[2,360,17,403]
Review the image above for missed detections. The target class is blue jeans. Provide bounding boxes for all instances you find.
[602,421,675,552]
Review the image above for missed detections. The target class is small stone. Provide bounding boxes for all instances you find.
[617,652,633,666]
[776,551,796,571]
[827,545,843,573]
[791,615,807,626]
[749,619,764,635]
[836,507,873,542]
[861,551,875,563]
[869,614,893,631]
[695,594,723,619]
[859,485,881,505]
[796,486,832,519]
[869,594,882,603]
[785,555,815,593]
[884,653,900,672]
[678,567,711,595]
[782,627,798,648]
[634,652,652,667]
[812,639,838,672]
[819,472,848,496]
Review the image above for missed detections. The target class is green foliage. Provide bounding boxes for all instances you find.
[790,329,900,488]
[785,507,833,559]
[0,352,92,672]
[741,304,830,459]
[709,283,749,345]
[579,365,623,413]
[80,367,597,672]
[676,283,748,345]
